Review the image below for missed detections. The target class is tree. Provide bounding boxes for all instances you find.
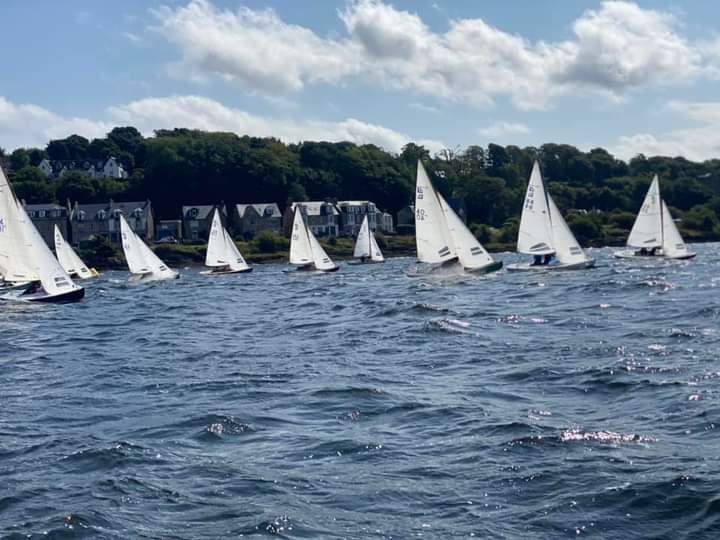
[10,149,30,170]
[47,135,90,161]
[56,172,96,202]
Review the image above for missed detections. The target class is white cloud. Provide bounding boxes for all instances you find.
[0,95,443,154]
[478,121,529,138]
[153,0,712,110]
[0,97,110,150]
[610,101,720,161]
[153,0,361,93]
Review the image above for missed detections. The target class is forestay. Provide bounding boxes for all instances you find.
[627,176,662,249]
[438,192,494,270]
[54,225,94,279]
[517,161,555,256]
[415,161,456,264]
[205,209,250,271]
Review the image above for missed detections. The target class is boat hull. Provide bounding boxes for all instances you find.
[1,284,85,303]
[287,264,339,273]
[507,258,595,272]
[614,250,697,260]
[465,260,503,275]
[201,267,253,275]
[129,271,180,282]
[347,259,385,265]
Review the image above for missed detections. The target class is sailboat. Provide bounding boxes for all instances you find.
[415,161,501,274]
[614,175,696,260]
[352,214,384,263]
[288,206,338,272]
[0,167,84,302]
[508,161,595,272]
[119,214,179,281]
[202,208,252,274]
[54,225,98,279]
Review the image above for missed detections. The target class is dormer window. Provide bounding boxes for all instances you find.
[132,208,143,218]
[77,210,85,222]
[96,210,107,220]
[112,209,123,218]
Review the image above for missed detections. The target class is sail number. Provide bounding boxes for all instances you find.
[416,208,427,221]
[524,185,535,210]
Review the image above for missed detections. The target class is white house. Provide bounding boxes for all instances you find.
[38,156,128,180]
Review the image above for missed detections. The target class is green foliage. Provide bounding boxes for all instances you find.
[253,231,289,253]
[6,128,720,248]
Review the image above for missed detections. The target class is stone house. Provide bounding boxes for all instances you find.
[234,203,282,239]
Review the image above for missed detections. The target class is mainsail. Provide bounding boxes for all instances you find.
[627,175,662,249]
[517,161,555,256]
[415,161,456,264]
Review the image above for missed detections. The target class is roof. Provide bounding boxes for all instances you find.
[40,157,120,175]
[71,200,151,219]
[24,203,66,211]
[182,205,226,220]
[290,201,340,216]
[236,203,281,218]
[337,200,375,207]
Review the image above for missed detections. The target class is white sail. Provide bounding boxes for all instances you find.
[627,176,662,249]
[547,194,591,265]
[368,230,384,262]
[289,207,314,266]
[0,168,81,297]
[661,201,690,258]
[205,208,250,271]
[517,161,555,256]
[54,225,94,279]
[120,214,177,280]
[353,214,384,262]
[0,174,37,283]
[437,192,495,270]
[307,222,338,271]
[415,161,456,264]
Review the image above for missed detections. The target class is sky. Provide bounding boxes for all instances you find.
[3,0,720,161]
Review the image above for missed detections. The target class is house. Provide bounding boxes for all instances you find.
[396,205,415,234]
[283,202,340,237]
[69,200,153,243]
[24,202,69,247]
[38,156,128,180]
[378,212,394,234]
[234,203,282,239]
[336,200,378,237]
[182,205,226,242]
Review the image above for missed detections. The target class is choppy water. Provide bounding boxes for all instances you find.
[1,244,720,539]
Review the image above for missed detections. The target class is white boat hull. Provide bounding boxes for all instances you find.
[507,259,595,272]
[614,250,696,260]
[129,270,180,283]
[0,283,85,303]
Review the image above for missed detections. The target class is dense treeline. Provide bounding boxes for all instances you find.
[5,127,720,245]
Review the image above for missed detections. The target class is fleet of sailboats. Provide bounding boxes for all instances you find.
[508,161,595,272]
[203,208,252,274]
[0,159,703,304]
[614,175,696,260]
[352,214,384,263]
[54,225,98,279]
[120,214,179,281]
[288,206,338,272]
[415,161,502,274]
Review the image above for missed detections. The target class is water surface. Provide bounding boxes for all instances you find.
[1,245,719,538]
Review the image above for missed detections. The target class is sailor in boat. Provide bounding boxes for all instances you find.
[543,254,554,266]
[532,255,542,266]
